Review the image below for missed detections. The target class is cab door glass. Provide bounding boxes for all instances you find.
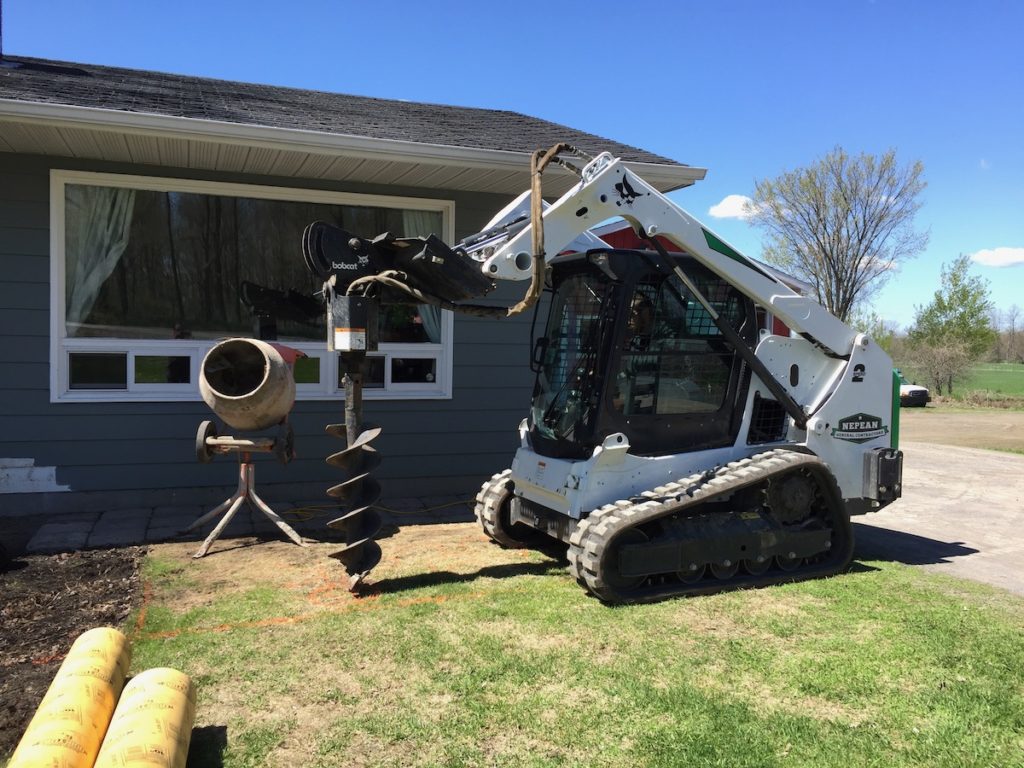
[613,274,742,416]
[531,274,609,441]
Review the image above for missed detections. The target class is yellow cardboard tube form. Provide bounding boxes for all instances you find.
[8,627,132,768]
[93,667,196,768]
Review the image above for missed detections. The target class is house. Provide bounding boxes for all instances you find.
[0,55,706,512]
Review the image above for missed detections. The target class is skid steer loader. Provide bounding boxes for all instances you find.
[301,143,903,603]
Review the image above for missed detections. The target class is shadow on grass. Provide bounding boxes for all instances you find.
[371,559,565,594]
[844,560,881,576]
[189,524,428,561]
[186,724,228,768]
[852,522,979,565]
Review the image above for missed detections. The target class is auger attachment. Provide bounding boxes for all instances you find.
[325,349,384,591]
[325,423,383,589]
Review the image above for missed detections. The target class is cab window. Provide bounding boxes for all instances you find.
[613,275,741,416]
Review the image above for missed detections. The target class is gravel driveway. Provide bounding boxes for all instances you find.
[854,440,1024,595]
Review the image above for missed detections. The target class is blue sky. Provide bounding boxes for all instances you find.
[4,0,1022,330]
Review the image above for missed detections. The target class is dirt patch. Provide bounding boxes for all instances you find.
[900,408,1024,452]
[132,524,563,766]
[0,547,143,756]
[142,522,552,618]
[0,524,527,763]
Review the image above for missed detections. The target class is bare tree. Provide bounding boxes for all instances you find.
[907,337,972,397]
[164,192,187,324]
[990,306,1004,360]
[749,147,928,321]
[1006,304,1022,363]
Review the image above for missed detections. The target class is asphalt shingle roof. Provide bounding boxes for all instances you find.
[0,56,683,166]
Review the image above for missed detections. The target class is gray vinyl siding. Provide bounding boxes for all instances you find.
[0,151,537,503]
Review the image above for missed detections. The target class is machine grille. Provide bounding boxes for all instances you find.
[747,392,788,444]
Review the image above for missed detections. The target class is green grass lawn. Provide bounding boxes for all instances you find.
[900,362,1024,408]
[125,545,1024,768]
[960,362,1024,397]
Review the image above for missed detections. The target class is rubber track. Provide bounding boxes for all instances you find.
[567,449,853,604]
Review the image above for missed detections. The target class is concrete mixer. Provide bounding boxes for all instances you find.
[187,338,306,557]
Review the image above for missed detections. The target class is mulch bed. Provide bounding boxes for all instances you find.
[0,547,143,757]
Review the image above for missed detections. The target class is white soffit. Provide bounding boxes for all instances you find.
[0,100,706,196]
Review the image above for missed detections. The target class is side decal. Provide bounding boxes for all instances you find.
[831,413,889,444]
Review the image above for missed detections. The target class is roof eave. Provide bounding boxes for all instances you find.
[0,99,706,192]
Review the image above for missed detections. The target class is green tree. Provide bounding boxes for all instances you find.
[849,309,898,356]
[908,254,998,394]
[749,147,928,322]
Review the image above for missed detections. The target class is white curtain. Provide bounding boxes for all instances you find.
[65,186,137,329]
[418,304,443,343]
[402,209,444,343]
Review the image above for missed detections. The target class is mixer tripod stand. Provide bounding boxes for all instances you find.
[188,422,307,558]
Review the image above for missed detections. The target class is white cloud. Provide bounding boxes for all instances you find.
[970,247,1024,267]
[979,158,991,170]
[708,194,756,220]
[867,255,898,272]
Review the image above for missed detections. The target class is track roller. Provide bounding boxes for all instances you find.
[568,450,855,604]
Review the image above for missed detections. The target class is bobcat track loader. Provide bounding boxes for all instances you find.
[303,144,903,603]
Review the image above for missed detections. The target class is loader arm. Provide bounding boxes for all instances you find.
[310,145,888,465]
[474,151,856,358]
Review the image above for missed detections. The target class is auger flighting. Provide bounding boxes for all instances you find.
[324,350,383,591]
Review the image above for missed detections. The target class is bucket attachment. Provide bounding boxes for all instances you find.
[303,221,494,300]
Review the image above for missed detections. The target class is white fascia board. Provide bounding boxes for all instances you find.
[0,98,705,190]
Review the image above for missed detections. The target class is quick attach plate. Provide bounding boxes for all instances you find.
[328,293,379,352]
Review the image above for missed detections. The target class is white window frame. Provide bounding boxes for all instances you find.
[50,170,455,403]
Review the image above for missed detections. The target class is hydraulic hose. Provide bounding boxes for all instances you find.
[346,142,584,320]
[506,142,578,317]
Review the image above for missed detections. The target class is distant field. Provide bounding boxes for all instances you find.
[899,362,1024,407]
[962,363,1024,395]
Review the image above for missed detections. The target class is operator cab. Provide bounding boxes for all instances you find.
[528,248,757,460]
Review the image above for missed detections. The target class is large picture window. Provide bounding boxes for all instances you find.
[50,171,455,402]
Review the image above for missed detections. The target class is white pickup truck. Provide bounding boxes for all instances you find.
[898,371,931,407]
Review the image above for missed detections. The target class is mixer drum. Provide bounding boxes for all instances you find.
[199,338,296,431]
